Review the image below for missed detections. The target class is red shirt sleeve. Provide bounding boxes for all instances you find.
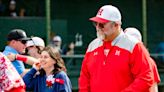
[122,43,154,92]
[79,53,91,92]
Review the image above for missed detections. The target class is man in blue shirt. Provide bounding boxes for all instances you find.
[3,29,31,77]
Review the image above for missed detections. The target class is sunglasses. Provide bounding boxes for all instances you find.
[17,40,27,44]
[92,22,106,29]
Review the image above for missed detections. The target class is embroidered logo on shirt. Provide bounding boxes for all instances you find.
[93,52,98,56]
[46,75,64,88]
[115,50,120,56]
[104,49,110,56]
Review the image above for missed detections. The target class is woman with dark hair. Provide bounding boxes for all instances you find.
[23,46,72,92]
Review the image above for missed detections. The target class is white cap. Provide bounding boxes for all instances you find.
[124,27,142,41]
[53,35,62,42]
[26,37,45,47]
[90,5,121,23]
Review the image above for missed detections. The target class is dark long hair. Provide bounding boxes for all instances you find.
[39,46,66,76]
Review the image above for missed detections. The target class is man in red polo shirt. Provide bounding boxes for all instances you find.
[79,5,158,92]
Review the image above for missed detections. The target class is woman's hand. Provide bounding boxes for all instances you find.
[33,62,41,71]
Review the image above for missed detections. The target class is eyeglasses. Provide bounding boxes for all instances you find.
[92,22,106,29]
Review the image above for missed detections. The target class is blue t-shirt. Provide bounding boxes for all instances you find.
[23,68,72,92]
[3,46,25,74]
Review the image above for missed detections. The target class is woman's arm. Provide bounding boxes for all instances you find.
[55,71,72,92]
[23,68,38,90]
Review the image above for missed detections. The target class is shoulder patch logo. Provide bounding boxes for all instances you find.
[115,50,120,56]
[94,52,98,56]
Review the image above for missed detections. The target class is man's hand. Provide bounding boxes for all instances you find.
[7,53,16,61]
